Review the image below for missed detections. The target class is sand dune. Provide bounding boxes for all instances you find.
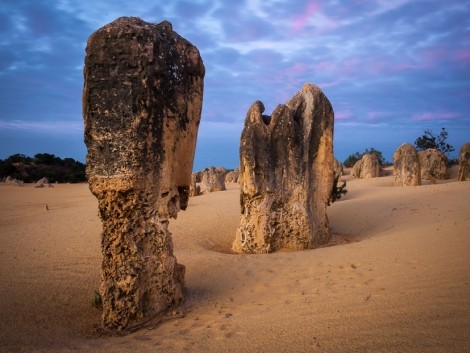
[0,171,469,353]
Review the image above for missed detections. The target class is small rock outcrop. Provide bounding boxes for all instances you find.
[350,159,362,178]
[4,176,24,186]
[200,167,226,193]
[362,154,381,178]
[215,166,228,179]
[225,169,239,183]
[189,173,201,197]
[35,177,52,188]
[419,149,447,181]
[393,143,421,186]
[351,154,380,179]
[333,159,343,179]
[458,142,470,181]
[233,84,334,254]
[83,17,204,331]
[192,171,202,183]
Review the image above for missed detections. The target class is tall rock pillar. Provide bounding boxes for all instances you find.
[458,142,470,181]
[233,84,335,254]
[393,143,421,186]
[83,17,204,330]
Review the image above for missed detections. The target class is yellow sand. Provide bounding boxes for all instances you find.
[1,168,469,353]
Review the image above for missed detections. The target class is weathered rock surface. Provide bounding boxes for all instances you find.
[35,177,52,188]
[419,149,447,181]
[393,143,421,186]
[225,169,239,183]
[192,171,202,183]
[215,166,228,179]
[233,83,334,254]
[351,154,380,179]
[189,173,201,197]
[458,142,470,181]
[4,176,23,186]
[333,159,343,179]
[362,154,381,178]
[83,17,204,331]
[350,159,363,178]
[200,166,226,193]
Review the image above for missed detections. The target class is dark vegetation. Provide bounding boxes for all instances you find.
[91,290,103,309]
[1,128,454,184]
[329,175,347,205]
[343,128,456,168]
[414,128,454,157]
[343,147,387,168]
[0,153,86,183]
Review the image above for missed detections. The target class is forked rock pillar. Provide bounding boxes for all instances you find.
[233,84,335,254]
[83,17,204,330]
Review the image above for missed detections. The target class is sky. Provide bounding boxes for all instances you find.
[0,0,469,170]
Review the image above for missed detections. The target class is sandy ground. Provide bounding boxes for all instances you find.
[1,168,469,353]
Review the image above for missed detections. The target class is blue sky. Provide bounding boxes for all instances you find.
[0,0,469,170]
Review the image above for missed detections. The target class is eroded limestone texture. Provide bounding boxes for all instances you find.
[333,159,343,179]
[200,166,226,193]
[393,143,421,186]
[189,173,201,197]
[233,84,334,254]
[83,17,204,330]
[419,149,447,181]
[351,154,381,179]
[458,142,470,181]
[225,169,240,184]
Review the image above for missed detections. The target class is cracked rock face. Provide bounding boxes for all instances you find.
[351,154,381,179]
[225,169,240,184]
[333,159,343,179]
[200,167,226,193]
[233,84,335,254]
[189,173,201,197]
[419,149,448,181]
[83,17,204,331]
[458,142,470,181]
[393,143,421,186]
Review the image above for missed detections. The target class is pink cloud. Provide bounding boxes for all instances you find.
[418,48,448,68]
[335,111,353,120]
[413,47,470,70]
[291,1,318,32]
[454,50,470,66]
[256,63,308,86]
[411,112,463,121]
[368,61,387,75]
[317,79,342,88]
[284,62,309,76]
[368,60,413,75]
[392,61,414,72]
[314,60,334,72]
[311,56,415,81]
[367,111,390,121]
[339,58,361,76]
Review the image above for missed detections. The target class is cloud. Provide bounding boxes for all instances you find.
[335,111,353,121]
[291,1,319,32]
[0,119,83,133]
[411,112,464,122]
[367,111,391,122]
[455,50,470,65]
[0,0,468,165]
